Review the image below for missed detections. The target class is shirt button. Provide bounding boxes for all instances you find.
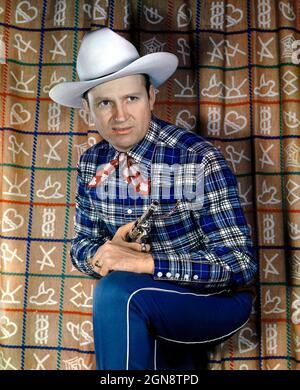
[157,272,163,277]
[184,274,189,280]
[166,272,172,278]
[127,209,133,214]
[193,275,199,280]
[175,273,180,279]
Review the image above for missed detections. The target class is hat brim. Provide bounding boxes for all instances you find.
[49,52,178,108]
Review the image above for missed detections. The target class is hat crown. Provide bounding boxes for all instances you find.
[77,28,140,81]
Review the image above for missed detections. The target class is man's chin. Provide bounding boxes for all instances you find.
[111,142,134,152]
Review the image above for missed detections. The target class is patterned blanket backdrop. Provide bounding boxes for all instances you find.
[0,0,300,371]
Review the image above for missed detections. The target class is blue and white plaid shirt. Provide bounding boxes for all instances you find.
[70,115,257,289]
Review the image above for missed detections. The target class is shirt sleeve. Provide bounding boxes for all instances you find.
[151,149,257,289]
[70,159,111,278]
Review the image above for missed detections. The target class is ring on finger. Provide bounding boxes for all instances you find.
[95,260,103,268]
[140,242,148,253]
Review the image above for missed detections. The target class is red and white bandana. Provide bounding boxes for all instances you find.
[88,152,150,195]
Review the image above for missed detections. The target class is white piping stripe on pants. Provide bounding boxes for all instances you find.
[126,287,246,370]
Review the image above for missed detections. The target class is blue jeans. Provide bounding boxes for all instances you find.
[93,271,252,370]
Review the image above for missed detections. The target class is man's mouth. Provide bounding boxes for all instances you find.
[112,127,132,134]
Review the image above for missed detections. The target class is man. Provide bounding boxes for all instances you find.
[50,28,257,370]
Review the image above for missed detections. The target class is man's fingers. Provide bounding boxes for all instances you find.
[112,221,136,242]
[140,242,151,253]
[117,221,135,233]
[121,241,151,252]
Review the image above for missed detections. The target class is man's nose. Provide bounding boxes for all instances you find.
[113,102,128,122]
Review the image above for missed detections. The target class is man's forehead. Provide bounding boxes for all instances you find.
[88,74,145,97]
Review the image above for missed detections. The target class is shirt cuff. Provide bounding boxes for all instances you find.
[152,251,231,285]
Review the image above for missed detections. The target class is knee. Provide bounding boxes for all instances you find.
[93,271,144,310]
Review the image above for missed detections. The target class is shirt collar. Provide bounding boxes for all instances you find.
[106,115,161,168]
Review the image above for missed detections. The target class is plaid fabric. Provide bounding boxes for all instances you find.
[71,115,257,288]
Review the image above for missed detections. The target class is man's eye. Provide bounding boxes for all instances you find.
[98,101,111,107]
[127,96,138,102]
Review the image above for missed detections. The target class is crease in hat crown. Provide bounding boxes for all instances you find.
[49,27,179,108]
[77,28,140,81]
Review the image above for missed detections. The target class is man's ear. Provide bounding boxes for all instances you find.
[82,98,90,115]
[149,84,156,111]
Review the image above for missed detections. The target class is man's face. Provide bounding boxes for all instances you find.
[82,75,156,152]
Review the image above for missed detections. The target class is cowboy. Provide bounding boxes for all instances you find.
[49,28,257,370]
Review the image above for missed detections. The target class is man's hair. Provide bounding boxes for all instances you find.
[82,74,151,103]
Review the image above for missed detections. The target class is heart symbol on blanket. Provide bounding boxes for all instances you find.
[176,110,196,130]
[225,4,243,27]
[0,315,18,340]
[224,111,247,135]
[15,1,38,24]
[238,327,258,354]
[10,103,31,125]
[2,208,24,232]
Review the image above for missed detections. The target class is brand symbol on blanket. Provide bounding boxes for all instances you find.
[265,323,278,354]
[253,74,278,97]
[66,320,94,346]
[1,243,24,271]
[35,314,49,345]
[177,4,192,28]
[0,351,18,370]
[9,70,36,94]
[279,1,296,21]
[10,102,31,125]
[0,315,18,340]
[2,208,24,232]
[143,6,164,24]
[13,33,37,60]
[238,327,258,353]
[176,110,196,131]
[41,208,56,238]
[177,38,190,65]
[174,75,196,98]
[36,176,64,199]
[32,353,50,370]
[257,0,271,28]
[263,289,285,315]
[53,0,67,26]
[260,106,272,135]
[143,37,166,54]
[3,174,28,197]
[63,357,92,370]
[263,214,275,244]
[29,282,58,306]
[225,145,251,173]
[15,1,38,24]
[0,280,22,304]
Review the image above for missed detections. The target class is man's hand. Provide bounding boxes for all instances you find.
[90,221,154,277]
[111,221,150,247]
[111,221,135,245]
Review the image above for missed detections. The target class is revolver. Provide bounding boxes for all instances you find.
[125,200,159,243]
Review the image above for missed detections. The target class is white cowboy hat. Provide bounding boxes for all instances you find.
[49,28,178,108]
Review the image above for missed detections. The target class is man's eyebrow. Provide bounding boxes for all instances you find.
[93,92,143,102]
